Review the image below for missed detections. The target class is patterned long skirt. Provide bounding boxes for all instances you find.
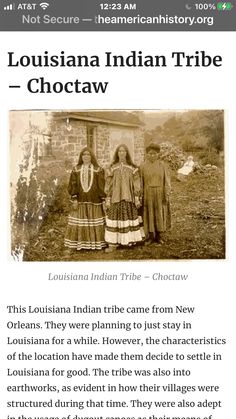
[105,200,144,246]
[65,202,106,250]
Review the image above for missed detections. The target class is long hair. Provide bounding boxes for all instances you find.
[111,144,136,167]
[77,147,99,168]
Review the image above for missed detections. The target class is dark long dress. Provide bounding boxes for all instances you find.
[140,160,171,239]
[64,164,106,250]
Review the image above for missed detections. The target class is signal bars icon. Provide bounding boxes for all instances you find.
[4,3,15,10]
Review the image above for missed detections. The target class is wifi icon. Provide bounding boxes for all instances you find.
[40,2,49,9]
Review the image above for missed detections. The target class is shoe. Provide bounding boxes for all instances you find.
[63,249,74,256]
[144,239,154,246]
[154,239,164,246]
[105,246,116,253]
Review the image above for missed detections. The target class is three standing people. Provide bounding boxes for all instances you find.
[65,142,171,252]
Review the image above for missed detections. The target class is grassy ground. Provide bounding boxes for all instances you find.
[23,169,225,261]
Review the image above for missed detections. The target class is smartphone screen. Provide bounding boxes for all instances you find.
[0,2,235,419]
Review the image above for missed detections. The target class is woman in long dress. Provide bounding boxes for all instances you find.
[64,147,106,250]
[104,144,144,252]
[140,143,171,245]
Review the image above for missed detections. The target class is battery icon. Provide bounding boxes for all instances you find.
[217,2,233,10]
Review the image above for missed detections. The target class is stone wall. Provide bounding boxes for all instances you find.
[95,124,110,166]
[134,128,145,165]
[49,118,145,168]
[50,119,87,165]
[10,111,145,177]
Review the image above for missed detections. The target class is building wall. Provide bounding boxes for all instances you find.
[50,119,87,164]
[50,118,145,168]
[10,112,145,185]
[133,128,145,165]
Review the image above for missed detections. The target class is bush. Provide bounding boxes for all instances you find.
[196,150,222,167]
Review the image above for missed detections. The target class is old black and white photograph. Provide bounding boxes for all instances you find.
[10,109,225,261]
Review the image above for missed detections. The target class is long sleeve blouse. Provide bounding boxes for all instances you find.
[105,163,141,204]
[140,160,171,198]
[68,164,105,203]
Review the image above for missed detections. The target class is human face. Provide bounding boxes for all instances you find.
[82,151,91,165]
[118,146,127,163]
[147,149,158,163]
